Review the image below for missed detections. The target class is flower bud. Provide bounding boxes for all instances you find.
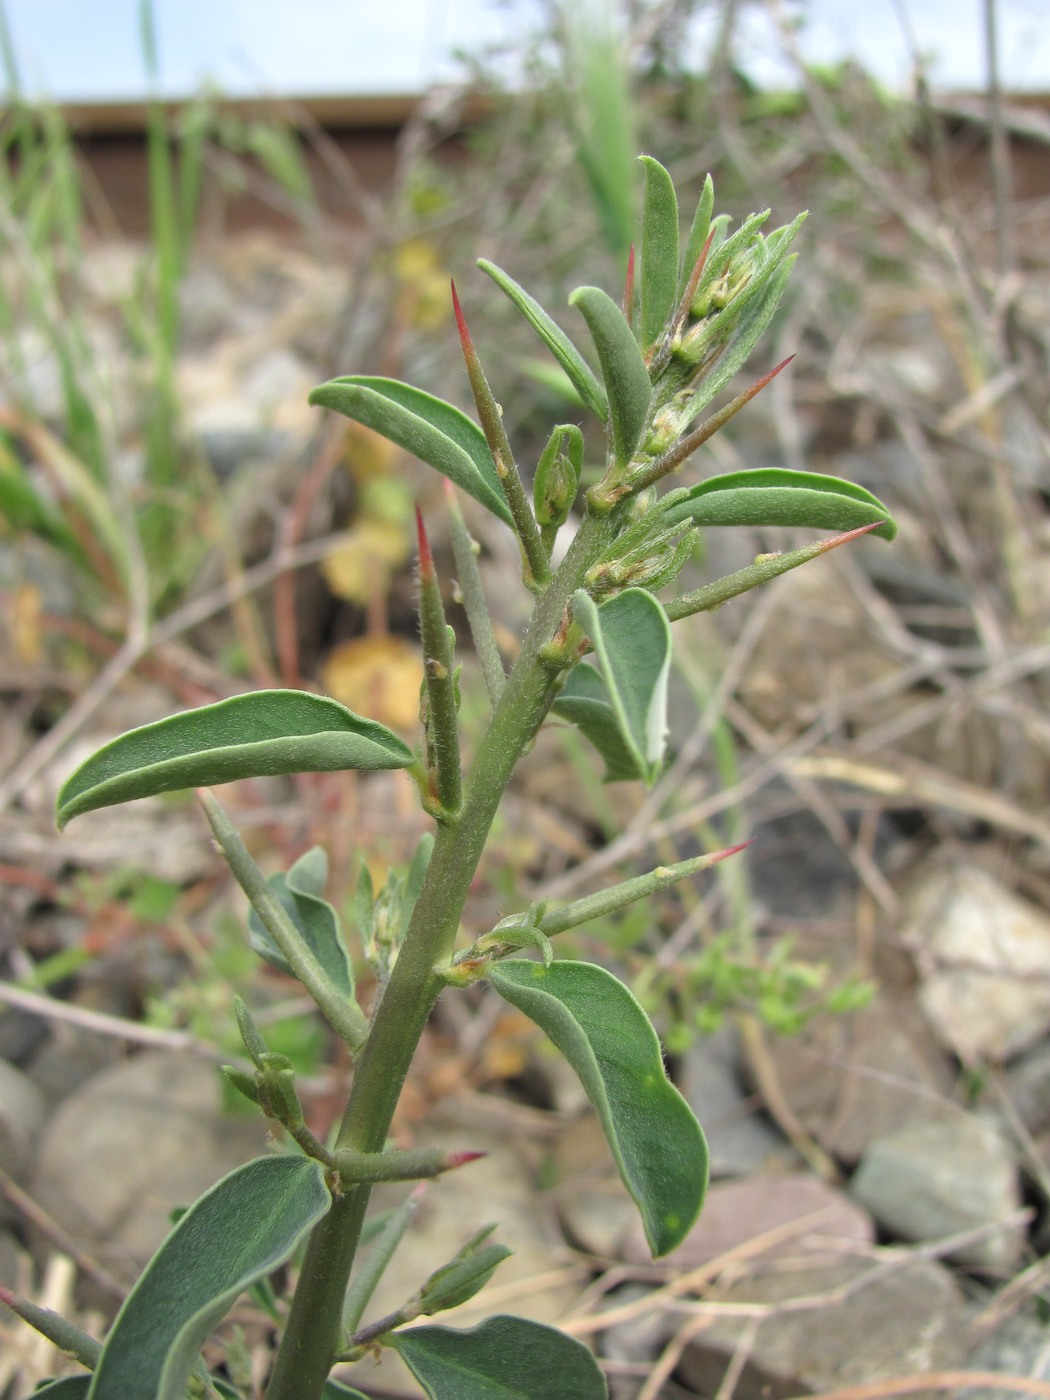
[533,425,583,528]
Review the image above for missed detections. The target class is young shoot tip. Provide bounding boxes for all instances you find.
[450,277,475,362]
[446,1150,487,1171]
[817,520,885,552]
[415,505,434,577]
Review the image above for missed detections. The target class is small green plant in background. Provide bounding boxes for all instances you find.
[5,158,895,1400]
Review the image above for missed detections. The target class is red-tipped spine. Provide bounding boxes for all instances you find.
[445,1149,487,1170]
[415,504,434,579]
[674,226,716,332]
[815,520,885,552]
[450,279,549,588]
[631,354,796,494]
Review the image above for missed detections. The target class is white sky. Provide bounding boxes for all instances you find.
[1,0,1048,100]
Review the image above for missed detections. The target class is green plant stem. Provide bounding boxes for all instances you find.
[452,281,550,589]
[263,508,616,1400]
[445,481,506,706]
[416,509,462,817]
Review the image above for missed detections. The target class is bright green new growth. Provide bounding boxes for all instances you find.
[27,160,897,1400]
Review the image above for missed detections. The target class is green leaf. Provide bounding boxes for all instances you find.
[657,468,897,540]
[678,173,714,300]
[639,156,679,349]
[87,1156,331,1400]
[569,286,652,468]
[393,1315,607,1400]
[477,260,608,421]
[248,847,354,999]
[32,1381,91,1398]
[418,1227,512,1316]
[56,690,414,827]
[487,960,707,1257]
[322,1383,370,1399]
[308,376,512,526]
[551,663,646,783]
[571,589,671,786]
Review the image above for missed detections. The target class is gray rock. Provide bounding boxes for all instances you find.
[961,1312,1050,1400]
[679,1025,793,1177]
[767,991,957,1163]
[0,1009,49,1067]
[0,1225,19,1283]
[625,1173,874,1271]
[679,1257,969,1400]
[32,1051,264,1274]
[1000,1040,1050,1137]
[849,1114,1023,1270]
[0,1058,46,1180]
[909,864,1050,1063]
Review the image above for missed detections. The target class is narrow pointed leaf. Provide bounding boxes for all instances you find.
[56,691,414,827]
[487,960,707,1257]
[569,287,652,468]
[309,376,512,525]
[657,468,897,540]
[87,1155,331,1400]
[393,1315,607,1400]
[477,259,608,421]
[571,588,671,785]
[30,1382,91,1398]
[551,663,646,783]
[678,173,714,301]
[248,846,354,998]
[639,156,679,349]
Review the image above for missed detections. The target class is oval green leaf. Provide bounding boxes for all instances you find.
[56,690,414,828]
[571,588,671,786]
[477,260,608,421]
[393,1315,607,1400]
[569,286,652,468]
[248,846,355,999]
[308,375,512,525]
[552,662,649,784]
[87,1155,331,1400]
[639,155,679,350]
[658,468,897,540]
[487,959,708,1257]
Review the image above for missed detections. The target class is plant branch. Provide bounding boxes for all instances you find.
[444,480,506,705]
[665,522,883,623]
[452,279,550,588]
[198,791,370,1052]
